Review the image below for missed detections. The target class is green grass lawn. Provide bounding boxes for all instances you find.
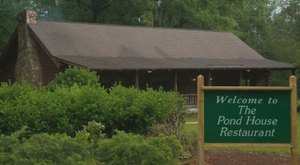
[184,112,300,154]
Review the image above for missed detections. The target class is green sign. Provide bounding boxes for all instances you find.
[204,90,291,143]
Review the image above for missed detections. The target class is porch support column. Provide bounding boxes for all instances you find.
[292,68,296,75]
[239,70,243,86]
[266,71,270,86]
[208,71,212,86]
[174,71,178,92]
[246,69,251,86]
[135,70,139,89]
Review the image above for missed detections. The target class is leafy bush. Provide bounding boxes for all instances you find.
[106,85,185,135]
[48,67,100,89]
[0,133,97,164]
[0,86,72,135]
[0,82,36,134]
[0,66,185,164]
[0,69,185,137]
[96,131,181,165]
[60,85,109,136]
[0,81,32,101]
[0,126,181,165]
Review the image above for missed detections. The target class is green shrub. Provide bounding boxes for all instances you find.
[136,88,186,136]
[0,127,181,165]
[0,82,32,101]
[0,134,97,164]
[106,85,185,135]
[0,84,109,136]
[0,70,185,137]
[60,85,109,136]
[0,86,72,135]
[105,85,140,135]
[0,135,20,164]
[0,82,36,134]
[27,89,73,134]
[96,131,181,165]
[48,67,100,89]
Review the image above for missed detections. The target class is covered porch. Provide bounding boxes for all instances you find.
[97,68,288,110]
[99,69,271,90]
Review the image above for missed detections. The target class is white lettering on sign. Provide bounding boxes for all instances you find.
[212,95,280,138]
[219,127,275,137]
[238,105,256,115]
[216,95,263,104]
[246,116,278,126]
[217,116,243,125]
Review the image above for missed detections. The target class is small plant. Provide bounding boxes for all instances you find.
[76,121,106,144]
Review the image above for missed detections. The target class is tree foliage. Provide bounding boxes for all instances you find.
[0,1,25,52]
[1,0,299,83]
[58,0,111,22]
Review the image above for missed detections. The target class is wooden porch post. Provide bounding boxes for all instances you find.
[245,69,251,86]
[292,68,296,75]
[266,71,270,86]
[239,70,243,86]
[174,71,178,92]
[135,70,139,89]
[208,71,212,86]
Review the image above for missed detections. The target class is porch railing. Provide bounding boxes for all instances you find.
[183,94,197,108]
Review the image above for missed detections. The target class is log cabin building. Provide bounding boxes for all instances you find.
[0,11,295,108]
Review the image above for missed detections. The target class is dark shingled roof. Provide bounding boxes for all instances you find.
[28,20,294,70]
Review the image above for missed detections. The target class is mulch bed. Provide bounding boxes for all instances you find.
[183,150,300,165]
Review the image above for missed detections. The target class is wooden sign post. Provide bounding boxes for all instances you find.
[197,75,297,165]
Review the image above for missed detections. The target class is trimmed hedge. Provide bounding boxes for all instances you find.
[96,132,181,165]
[0,124,181,165]
[0,68,185,136]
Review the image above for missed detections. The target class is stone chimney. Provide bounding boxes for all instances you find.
[18,10,37,24]
[15,10,42,86]
[26,10,37,24]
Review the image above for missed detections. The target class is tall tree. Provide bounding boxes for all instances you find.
[102,0,154,25]
[0,1,18,53]
[262,0,300,63]
[153,0,237,30]
[59,0,111,22]
[0,0,40,54]
[225,0,276,51]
